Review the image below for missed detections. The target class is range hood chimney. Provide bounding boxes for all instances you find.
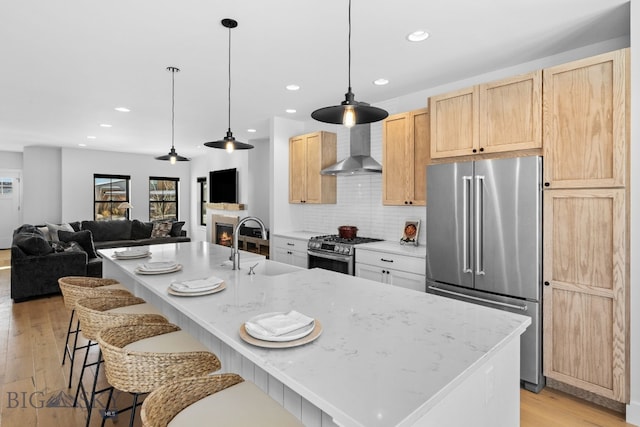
[320,124,382,175]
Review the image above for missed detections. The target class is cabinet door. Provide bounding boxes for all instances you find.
[479,71,541,153]
[355,263,385,283]
[387,269,426,292]
[291,250,309,269]
[410,108,430,205]
[430,86,479,159]
[543,49,627,189]
[304,133,323,203]
[543,188,626,402]
[289,136,307,203]
[383,112,411,205]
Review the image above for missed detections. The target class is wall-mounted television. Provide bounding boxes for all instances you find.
[209,168,238,203]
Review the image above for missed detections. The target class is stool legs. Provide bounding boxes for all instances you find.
[74,341,111,427]
[62,311,81,388]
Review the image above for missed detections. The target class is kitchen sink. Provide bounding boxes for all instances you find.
[241,260,303,276]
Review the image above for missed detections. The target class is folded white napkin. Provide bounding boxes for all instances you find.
[138,261,177,271]
[245,311,314,337]
[170,277,223,293]
[115,247,149,256]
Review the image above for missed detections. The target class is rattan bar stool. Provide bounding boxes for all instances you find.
[97,323,221,427]
[58,276,131,389]
[140,374,304,427]
[74,296,168,427]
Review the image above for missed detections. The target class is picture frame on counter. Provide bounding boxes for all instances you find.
[400,219,420,246]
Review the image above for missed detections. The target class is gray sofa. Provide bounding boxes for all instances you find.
[10,219,190,302]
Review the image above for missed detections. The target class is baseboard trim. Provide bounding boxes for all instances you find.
[546,378,626,413]
[626,401,640,425]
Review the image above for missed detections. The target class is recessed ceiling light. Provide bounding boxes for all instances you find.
[100,123,112,128]
[407,30,430,42]
[78,143,87,147]
[87,135,96,139]
[286,109,296,114]
[114,107,130,112]
[286,84,300,91]
[247,129,257,133]
[373,78,389,86]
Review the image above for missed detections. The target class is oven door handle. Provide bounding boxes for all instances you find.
[307,250,352,263]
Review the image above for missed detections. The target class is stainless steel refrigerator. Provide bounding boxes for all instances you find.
[425,156,544,392]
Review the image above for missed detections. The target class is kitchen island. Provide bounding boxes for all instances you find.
[100,241,530,427]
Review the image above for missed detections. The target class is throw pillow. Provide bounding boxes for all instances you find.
[14,232,53,256]
[51,241,84,253]
[169,221,185,237]
[131,219,153,240]
[46,222,74,242]
[151,221,172,238]
[58,230,98,258]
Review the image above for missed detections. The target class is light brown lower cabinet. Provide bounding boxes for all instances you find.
[543,188,627,403]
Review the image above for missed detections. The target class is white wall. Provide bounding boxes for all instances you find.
[23,146,62,225]
[248,138,270,228]
[0,150,23,169]
[60,147,191,230]
[627,0,639,424]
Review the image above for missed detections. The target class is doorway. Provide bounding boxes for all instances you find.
[0,170,23,249]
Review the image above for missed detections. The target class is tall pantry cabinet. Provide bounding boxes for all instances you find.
[542,49,629,404]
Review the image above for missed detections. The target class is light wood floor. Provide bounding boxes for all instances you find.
[0,250,634,426]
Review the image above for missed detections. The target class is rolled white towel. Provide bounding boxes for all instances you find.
[246,311,314,337]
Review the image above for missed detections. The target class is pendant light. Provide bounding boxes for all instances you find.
[311,0,388,127]
[204,18,253,152]
[156,66,190,164]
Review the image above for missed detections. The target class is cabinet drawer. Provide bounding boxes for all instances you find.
[272,236,308,253]
[355,249,425,275]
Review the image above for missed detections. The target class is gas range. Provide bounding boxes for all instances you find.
[308,234,382,256]
[307,234,382,275]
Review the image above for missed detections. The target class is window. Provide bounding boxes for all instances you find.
[94,174,131,221]
[0,177,13,195]
[149,177,178,221]
[198,177,207,225]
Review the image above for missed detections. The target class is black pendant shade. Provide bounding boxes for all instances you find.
[156,66,190,163]
[205,18,253,152]
[311,0,388,127]
[311,88,388,126]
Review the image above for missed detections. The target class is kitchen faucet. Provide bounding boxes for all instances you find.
[231,216,268,270]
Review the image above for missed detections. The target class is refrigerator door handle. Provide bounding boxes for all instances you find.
[475,175,485,276]
[427,286,528,311]
[462,176,473,273]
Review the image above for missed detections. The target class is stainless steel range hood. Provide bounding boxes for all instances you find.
[320,124,382,175]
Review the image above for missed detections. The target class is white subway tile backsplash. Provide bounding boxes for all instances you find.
[301,112,427,244]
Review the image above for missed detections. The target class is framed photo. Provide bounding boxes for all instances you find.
[400,219,420,245]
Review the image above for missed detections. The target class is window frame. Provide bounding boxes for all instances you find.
[93,174,131,221]
[197,176,207,226]
[149,176,179,221]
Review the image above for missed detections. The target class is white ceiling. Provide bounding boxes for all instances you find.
[0,0,630,158]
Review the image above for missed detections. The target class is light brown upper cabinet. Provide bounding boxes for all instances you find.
[382,108,430,206]
[289,131,337,204]
[543,49,627,189]
[430,71,542,159]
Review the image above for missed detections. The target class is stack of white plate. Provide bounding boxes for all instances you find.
[169,277,224,295]
[244,311,315,342]
[113,247,151,259]
[134,261,181,274]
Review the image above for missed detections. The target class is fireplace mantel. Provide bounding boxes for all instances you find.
[206,203,246,211]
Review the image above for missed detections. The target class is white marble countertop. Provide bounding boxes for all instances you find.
[355,240,427,258]
[100,241,529,427]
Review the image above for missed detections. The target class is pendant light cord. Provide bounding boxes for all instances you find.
[347,0,352,92]
[171,68,176,149]
[227,25,232,132]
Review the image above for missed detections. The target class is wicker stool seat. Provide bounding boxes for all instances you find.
[58,276,131,389]
[140,374,304,427]
[97,323,221,427]
[74,296,168,427]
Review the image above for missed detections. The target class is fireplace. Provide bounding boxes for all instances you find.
[212,214,239,247]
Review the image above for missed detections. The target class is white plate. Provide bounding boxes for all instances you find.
[134,264,182,275]
[244,312,315,342]
[137,261,178,271]
[168,282,226,297]
[113,252,151,260]
[170,277,223,293]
